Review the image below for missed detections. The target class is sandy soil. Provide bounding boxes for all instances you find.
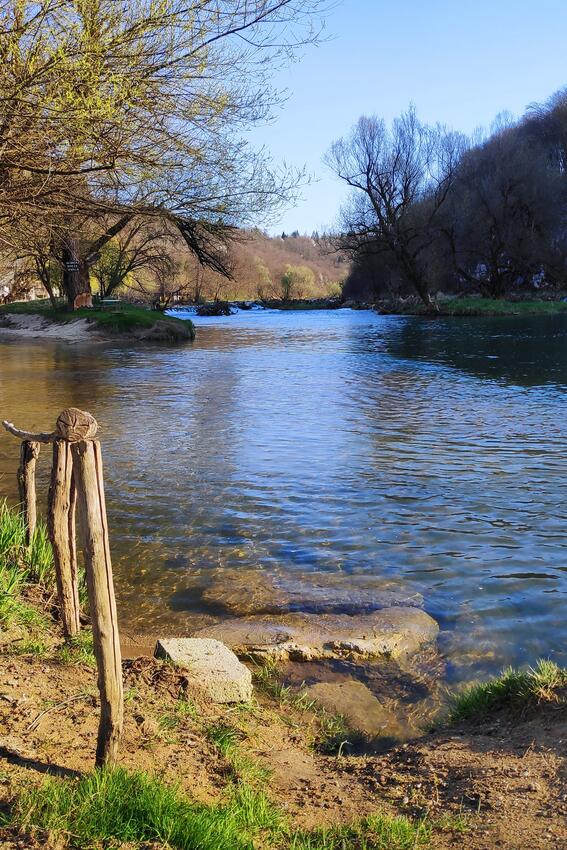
[0,313,107,342]
[0,643,565,849]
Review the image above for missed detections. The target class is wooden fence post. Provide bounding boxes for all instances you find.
[71,437,123,767]
[47,440,80,637]
[17,440,40,544]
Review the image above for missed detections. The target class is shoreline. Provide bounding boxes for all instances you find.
[0,504,566,848]
[0,306,195,343]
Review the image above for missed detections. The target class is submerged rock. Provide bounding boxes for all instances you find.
[306,680,412,740]
[201,569,423,617]
[154,638,252,703]
[192,607,438,663]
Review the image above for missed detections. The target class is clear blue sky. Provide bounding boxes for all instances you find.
[251,0,567,235]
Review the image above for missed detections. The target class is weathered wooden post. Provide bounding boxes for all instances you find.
[17,440,40,544]
[2,409,124,767]
[71,435,123,766]
[47,439,80,637]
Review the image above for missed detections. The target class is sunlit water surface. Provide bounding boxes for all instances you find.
[1,309,566,689]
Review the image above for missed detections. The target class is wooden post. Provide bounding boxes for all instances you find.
[71,438,123,767]
[17,440,40,544]
[47,441,80,637]
[4,408,123,766]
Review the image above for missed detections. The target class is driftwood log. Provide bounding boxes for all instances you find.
[17,441,40,544]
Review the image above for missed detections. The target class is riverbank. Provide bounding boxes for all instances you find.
[175,294,567,318]
[0,302,195,342]
[375,296,567,317]
[1,504,565,849]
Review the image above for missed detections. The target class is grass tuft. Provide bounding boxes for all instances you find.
[56,631,96,667]
[11,767,267,849]
[448,659,567,723]
[0,501,53,629]
[287,812,431,849]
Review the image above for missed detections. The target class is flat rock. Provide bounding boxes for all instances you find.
[306,681,411,739]
[154,638,252,703]
[192,607,438,662]
[201,569,423,617]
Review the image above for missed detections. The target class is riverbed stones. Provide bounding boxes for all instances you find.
[192,606,439,663]
[200,569,423,617]
[154,638,252,703]
[305,681,411,739]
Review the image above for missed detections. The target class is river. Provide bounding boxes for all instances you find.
[1,308,566,691]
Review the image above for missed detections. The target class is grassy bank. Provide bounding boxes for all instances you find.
[5,767,430,850]
[375,296,567,317]
[437,297,567,317]
[0,300,195,340]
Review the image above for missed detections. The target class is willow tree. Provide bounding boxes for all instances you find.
[0,0,326,306]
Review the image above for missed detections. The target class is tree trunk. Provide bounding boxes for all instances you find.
[71,439,123,767]
[48,441,81,637]
[17,440,40,545]
[62,236,92,310]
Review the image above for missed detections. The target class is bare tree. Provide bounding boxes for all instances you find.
[326,107,467,309]
[444,125,566,297]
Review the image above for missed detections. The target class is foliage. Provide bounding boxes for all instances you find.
[332,91,567,306]
[278,264,317,301]
[0,0,327,306]
[448,660,567,723]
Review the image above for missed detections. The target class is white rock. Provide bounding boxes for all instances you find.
[154,638,252,704]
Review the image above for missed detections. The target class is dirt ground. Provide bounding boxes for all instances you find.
[0,645,566,850]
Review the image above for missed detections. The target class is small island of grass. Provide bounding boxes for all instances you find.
[0,301,195,343]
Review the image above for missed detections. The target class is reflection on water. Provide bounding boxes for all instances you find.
[1,310,566,687]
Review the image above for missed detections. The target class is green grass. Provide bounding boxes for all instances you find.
[205,721,270,785]
[0,501,94,662]
[287,813,431,849]
[252,661,364,755]
[0,501,52,629]
[448,660,567,723]
[0,300,195,338]
[438,297,567,316]
[6,767,431,850]
[56,630,96,667]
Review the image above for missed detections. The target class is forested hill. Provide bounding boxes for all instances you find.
[209,230,350,302]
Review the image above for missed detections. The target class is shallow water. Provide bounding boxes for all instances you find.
[1,308,566,689]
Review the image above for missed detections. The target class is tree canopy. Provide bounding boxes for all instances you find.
[0,0,327,303]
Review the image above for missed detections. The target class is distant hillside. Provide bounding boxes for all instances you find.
[178,230,350,303]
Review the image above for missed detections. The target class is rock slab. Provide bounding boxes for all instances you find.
[306,681,411,740]
[193,607,439,662]
[201,568,424,617]
[154,638,252,704]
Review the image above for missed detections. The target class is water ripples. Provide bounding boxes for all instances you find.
[0,309,566,682]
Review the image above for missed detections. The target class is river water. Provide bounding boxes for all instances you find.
[1,308,566,689]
